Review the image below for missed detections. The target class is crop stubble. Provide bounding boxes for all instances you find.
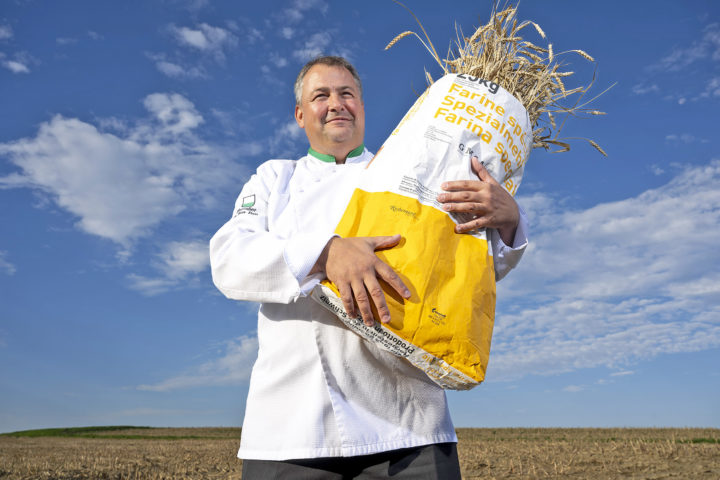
[0,427,718,479]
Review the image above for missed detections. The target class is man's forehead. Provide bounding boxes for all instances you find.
[303,65,357,90]
[309,84,356,92]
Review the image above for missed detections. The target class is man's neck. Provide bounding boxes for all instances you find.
[308,144,364,164]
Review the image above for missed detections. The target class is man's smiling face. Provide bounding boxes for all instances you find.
[294,64,365,162]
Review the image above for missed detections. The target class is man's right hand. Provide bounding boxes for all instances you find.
[312,235,411,327]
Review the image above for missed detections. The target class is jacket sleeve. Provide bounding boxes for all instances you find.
[489,205,529,281]
[209,161,335,304]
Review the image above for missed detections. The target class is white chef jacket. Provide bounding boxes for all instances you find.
[209,147,528,460]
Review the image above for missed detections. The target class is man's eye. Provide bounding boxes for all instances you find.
[313,94,327,100]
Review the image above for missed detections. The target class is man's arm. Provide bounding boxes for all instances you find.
[310,235,411,327]
[437,157,519,243]
[210,161,335,304]
[311,156,527,327]
[489,208,528,281]
[210,160,409,322]
[437,156,528,280]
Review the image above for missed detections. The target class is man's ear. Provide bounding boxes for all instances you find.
[294,105,305,128]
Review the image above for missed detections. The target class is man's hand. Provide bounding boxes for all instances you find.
[312,235,411,327]
[437,157,520,245]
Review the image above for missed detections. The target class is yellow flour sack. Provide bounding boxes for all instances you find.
[311,73,531,389]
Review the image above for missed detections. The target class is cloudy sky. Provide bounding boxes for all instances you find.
[1,0,718,433]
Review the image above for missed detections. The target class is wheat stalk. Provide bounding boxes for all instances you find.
[385,1,610,155]
[385,31,414,49]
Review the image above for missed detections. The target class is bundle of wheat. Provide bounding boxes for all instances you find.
[313,3,610,390]
[385,1,608,155]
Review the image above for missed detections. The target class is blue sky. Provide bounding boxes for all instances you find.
[0,0,718,433]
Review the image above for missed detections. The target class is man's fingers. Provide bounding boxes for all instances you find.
[369,233,401,250]
[365,276,392,324]
[471,158,500,186]
[437,190,478,203]
[351,279,375,327]
[441,200,484,214]
[324,235,408,325]
[375,261,411,300]
[455,217,490,234]
[336,282,356,319]
[440,179,482,192]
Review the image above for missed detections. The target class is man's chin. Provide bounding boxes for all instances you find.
[325,122,353,133]
[324,128,355,144]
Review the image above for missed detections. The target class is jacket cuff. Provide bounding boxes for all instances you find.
[284,232,337,296]
[508,206,529,249]
[493,206,529,281]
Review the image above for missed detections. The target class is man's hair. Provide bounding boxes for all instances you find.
[294,56,363,105]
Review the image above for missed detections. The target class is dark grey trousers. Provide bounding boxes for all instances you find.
[241,442,462,479]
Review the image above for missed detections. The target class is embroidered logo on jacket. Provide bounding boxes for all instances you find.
[241,195,256,207]
[235,194,258,217]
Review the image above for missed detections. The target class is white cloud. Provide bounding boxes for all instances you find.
[269,52,289,68]
[610,370,635,377]
[0,25,13,40]
[269,119,305,158]
[650,164,665,176]
[246,27,263,44]
[182,0,209,10]
[96,116,129,134]
[488,160,720,380]
[1,51,35,74]
[0,114,184,243]
[56,37,77,45]
[127,239,210,295]
[292,32,332,61]
[210,108,253,137]
[125,274,177,296]
[665,133,707,144]
[289,30,353,63]
[639,23,720,102]
[155,60,189,77]
[700,76,720,98]
[0,251,16,275]
[147,52,206,79]
[143,93,203,134]
[283,0,329,25]
[280,27,295,40]
[159,240,209,277]
[632,83,659,95]
[2,59,29,74]
[170,23,238,62]
[0,93,253,247]
[563,385,584,393]
[137,334,258,391]
[656,23,720,72]
[175,27,209,49]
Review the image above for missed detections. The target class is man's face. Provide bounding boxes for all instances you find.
[294,64,365,158]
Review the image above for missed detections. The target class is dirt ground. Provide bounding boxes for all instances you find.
[0,427,717,479]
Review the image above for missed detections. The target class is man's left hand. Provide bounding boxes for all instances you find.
[437,156,519,245]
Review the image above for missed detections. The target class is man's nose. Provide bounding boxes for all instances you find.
[328,93,345,111]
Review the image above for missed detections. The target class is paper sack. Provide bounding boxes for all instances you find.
[311,73,532,389]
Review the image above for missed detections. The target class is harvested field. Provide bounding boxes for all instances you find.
[456,428,719,479]
[0,427,718,479]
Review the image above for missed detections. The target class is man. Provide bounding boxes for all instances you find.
[210,56,528,479]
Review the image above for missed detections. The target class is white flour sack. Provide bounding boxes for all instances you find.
[311,73,532,389]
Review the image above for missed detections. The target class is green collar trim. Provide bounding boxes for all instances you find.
[347,144,365,158]
[308,144,365,163]
[307,148,335,163]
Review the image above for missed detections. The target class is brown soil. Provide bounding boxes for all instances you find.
[0,427,717,479]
